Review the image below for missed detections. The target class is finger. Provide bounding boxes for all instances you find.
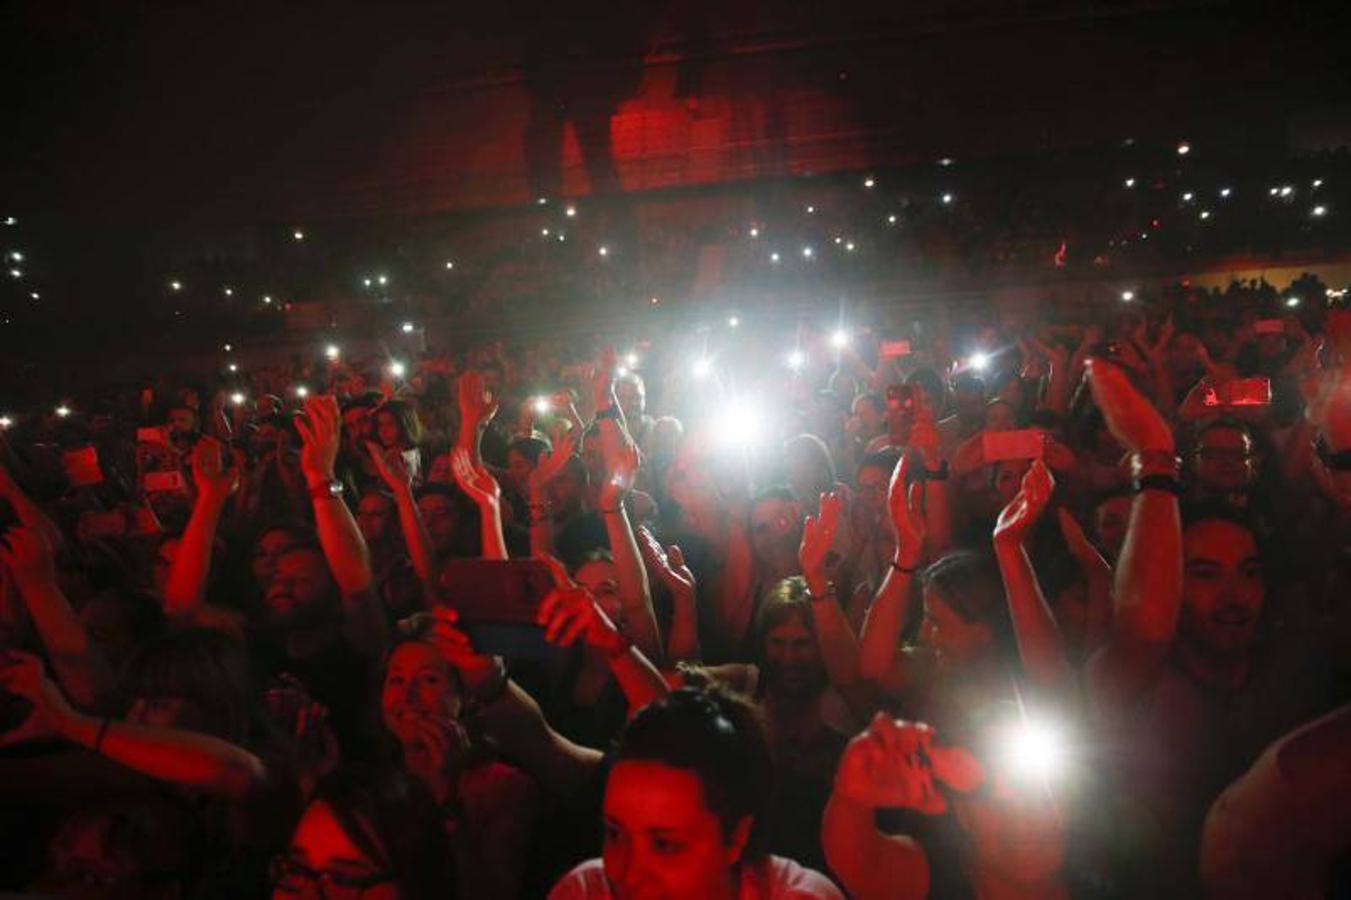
[558,612,592,647]
[666,544,685,570]
[536,588,564,625]
[907,480,924,515]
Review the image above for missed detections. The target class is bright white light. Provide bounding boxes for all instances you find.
[968,352,990,371]
[377,275,388,286]
[802,246,814,259]
[749,226,760,238]
[0,416,11,428]
[624,352,639,367]
[1286,296,1301,308]
[887,214,898,225]
[1182,192,1193,202]
[1312,179,1323,188]
[770,252,781,263]
[230,392,246,406]
[1199,210,1211,220]
[532,396,552,416]
[728,315,740,328]
[8,251,22,262]
[557,233,566,242]
[224,287,234,297]
[1003,719,1067,783]
[1219,187,1232,198]
[29,292,39,300]
[8,268,21,279]
[786,350,806,370]
[1176,141,1191,155]
[1123,177,1135,188]
[864,177,875,188]
[388,361,406,378]
[830,329,849,349]
[295,385,309,398]
[806,205,816,214]
[2,217,14,226]
[55,406,71,418]
[169,280,182,291]
[845,241,856,252]
[941,193,954,204]
[1121,290,1135,302]
[1279,186,1294,197]
[714,397,764,450]
[223,343,233,352]
[615,366,629,377]
[834,236,843,245]
[691,358,713,379]
[293,230,305,241]
[598,246,609,257]
[938,157,954,167]
[1269,187,1279,196]
[444,260,454,270]
[401,321,414,333]
[227,363,238,373]
[363,278,373,287]
[565,205,577,218]
[541,228,550,237]
[262,295,273,305]
[1312,205,1327,217]
[537,196,548,205]
[325,344,340,360]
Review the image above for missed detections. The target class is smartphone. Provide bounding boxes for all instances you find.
[136,426,169,445]
[440,559,556,626]
[1205,378,1272,407]
[982,429,1045,462]
[880,339,912,359]
[61,446,104,487]
[142,470,187,493]
[1252,319,1284,336]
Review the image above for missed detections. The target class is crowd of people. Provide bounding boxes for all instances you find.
[1,269,1350,899]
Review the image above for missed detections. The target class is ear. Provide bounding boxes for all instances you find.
[723,815,753,867]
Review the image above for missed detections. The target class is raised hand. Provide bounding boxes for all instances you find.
[908,393,941,466]
[590,345,618,413]
[536,556,628,655]
[0,650,70,747]
[293,395,342,484]
[366,441,413,493]
[527,425,578,495]
[800,488,844,595]
[887,454,926,565]
[449,446,500,507]
[637,528,696,604]
[993,459,1055,548]
[426,607,497,686]
[834,713,983,814]
[0,525,57,590]
[599,439,640,509]
[190,436,240,501]
[1085,358,1174,453]
[457,370,498,431]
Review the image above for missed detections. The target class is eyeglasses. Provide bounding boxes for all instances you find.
[269,855,393,899]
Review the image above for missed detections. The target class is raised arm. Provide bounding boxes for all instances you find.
[537,562,670,714]
[597,419,663,664]
[992,459,1072,691]
[0,527,108,710]
[1083,359,1182,716]
[163,437,238,617]
[0,456,65,553]
[909,396,954,557]
[0,652,265,800]
[859,455,926,687]
[427,610,603,796]
[824,714,983,900]
[295,395,387,656]
[800,489,861,688]
[637,528,700,663]
[456,370,498,469]
[451,447,509,560]
[526,424,578,559]
[1056,507,1113,656]
[367,441,437,600]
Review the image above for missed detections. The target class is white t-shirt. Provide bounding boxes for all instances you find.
[548,855,844,900]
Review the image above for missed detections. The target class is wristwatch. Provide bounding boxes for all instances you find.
[308,478,344,501]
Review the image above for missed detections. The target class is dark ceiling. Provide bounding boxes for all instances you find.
[2,0,1349,230]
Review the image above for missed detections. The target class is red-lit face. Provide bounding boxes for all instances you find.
[127,695,208,732]
[920,588,995,672]
[748,498,802,569]
[357,493,394,544]
[1180,519,1264,657]
[506,448,536,493]
[417,494,458,553]
[761,613,824,699]
[855,464,889,520]
[273,801,396,900]
[381,642,462,746]
[851,396,883,439]
[574,558,622,621]
[1193,428,1255,493]
[167,408,197,437]
[342,407,374,449]
[253,529,300,589]
[264,549,334,630]
[376,411,403,450]
[993,459,1032,507]
[602,761,748,900]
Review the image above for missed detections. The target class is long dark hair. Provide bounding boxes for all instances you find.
[121,627,255,744]
[309,766,456,900]
[615,686,775,860]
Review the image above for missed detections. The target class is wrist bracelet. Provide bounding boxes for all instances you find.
[922,462,950,482]
[1128,450,1181,481]
[1132,474,1183,495]
[94,717,113,754]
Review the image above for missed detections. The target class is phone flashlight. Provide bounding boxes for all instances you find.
[532,397,552,416]
[831,329,849,349]
[0,416,12,428]
[230,392,246,406]
[692,358,713,379]
[1002,718,1068,783]
[388,361,406,378]
[968,352,990,371]
[624,352,639,368]
[325,345,340,360]
[55,406,71,418]
[787,350,806,371]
